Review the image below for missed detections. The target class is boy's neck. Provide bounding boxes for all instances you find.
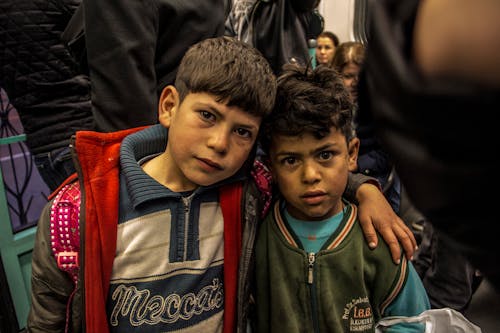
[142,151,199,192]
[285,200,345,222]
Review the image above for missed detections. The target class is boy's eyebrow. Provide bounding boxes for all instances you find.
[194,102,259,131]
[312,143,338,153]
[274,150,300,158]
[274,142,340,157]
[236,122,259,131]
[193,101,221,114]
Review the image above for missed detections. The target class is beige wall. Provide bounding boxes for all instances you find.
[317,0,355,43]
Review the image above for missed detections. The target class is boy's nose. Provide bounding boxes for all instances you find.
[208,131,229,154]
[302,162,321,183]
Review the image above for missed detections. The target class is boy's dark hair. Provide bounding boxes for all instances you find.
[175,36,276,118]
[262,63,354,151]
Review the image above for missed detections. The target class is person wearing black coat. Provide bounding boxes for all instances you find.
[0,0,95,191]
[83,0,227,132]
[359,0,500,290]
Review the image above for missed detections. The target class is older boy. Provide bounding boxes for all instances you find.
[28,35,275,333]
[27,37,415,333]
[255,64,429,332]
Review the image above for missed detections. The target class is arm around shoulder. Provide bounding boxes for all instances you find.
[347,173,417,263]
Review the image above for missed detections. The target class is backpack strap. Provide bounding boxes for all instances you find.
[250,158,273,218]
[219,159,273,332]
[220,182,242,333]
[50,181,81,284]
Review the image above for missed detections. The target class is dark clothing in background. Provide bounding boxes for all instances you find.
[355,105,401,213]
[359,0,500,289]
[225,0,322,75]
[0,0,95,190]
[413,221,481,313]
[84,0,226,132]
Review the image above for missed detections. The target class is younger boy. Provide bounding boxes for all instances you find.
[255,64,430,332]
[27,37,416,333]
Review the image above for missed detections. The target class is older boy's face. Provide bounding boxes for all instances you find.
[159,89,261,191]
[270,130,358,221]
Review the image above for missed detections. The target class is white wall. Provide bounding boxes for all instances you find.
[318,0,355,43]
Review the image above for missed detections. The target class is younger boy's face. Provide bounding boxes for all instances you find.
[270,129,359,221]
[158,87,261,191]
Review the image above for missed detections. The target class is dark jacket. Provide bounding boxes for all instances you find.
[225,0,322,75]
[256,201,428,333]
[0,0,95,154]
[358,0,500,287]
[84,0,226,132]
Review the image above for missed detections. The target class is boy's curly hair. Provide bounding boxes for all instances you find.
[175,36,276,118]
[261,63,354,151]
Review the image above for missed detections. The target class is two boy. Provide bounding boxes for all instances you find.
[27,37,416,332]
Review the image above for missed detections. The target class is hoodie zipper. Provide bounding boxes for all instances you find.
[308,252,320,333]
[181,196,192,261]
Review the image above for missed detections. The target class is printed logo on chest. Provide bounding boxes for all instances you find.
[342,296,374,332]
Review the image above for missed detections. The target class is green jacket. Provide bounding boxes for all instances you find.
[256,201,408,333]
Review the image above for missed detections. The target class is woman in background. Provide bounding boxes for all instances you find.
[315,31,339,67]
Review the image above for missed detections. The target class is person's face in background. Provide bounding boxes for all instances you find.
[341,62,361,103]
[316,37,336,66]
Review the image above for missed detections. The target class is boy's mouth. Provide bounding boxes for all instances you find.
[197,157,223,171]
[302,190,326,197]
[301,191,327,205]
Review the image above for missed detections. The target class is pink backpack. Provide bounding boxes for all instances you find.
[50,181,81,283]
[49,181,81,333]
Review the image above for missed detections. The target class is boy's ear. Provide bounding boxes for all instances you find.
[158,85,179,128]
[347,137,360,172]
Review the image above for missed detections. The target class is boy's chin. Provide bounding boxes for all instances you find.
[188,174,232,188]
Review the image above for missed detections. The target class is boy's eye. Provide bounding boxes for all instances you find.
[318,151,333,161]
[235,127,252,138]
[281,157,297,166]
[200,110,215,121]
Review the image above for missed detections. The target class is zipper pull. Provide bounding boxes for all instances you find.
[308,252,316,284]
[182,197,190,213]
